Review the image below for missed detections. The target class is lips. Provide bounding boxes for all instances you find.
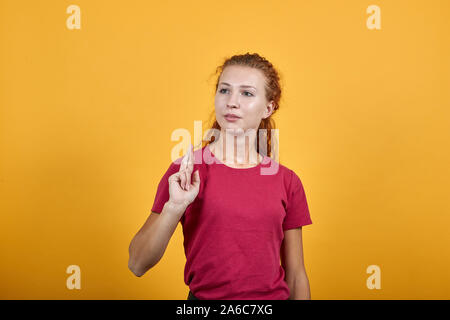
[224,114,240,122]
[225,114,241,119]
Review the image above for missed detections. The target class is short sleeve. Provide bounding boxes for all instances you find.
[282,170,313,230]
[150,161,180,213]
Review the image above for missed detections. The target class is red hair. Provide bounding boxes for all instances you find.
[201,52,282,160]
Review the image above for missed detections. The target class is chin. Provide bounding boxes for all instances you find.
[225,128,246,136]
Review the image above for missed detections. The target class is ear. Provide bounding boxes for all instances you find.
[263,101,275,119]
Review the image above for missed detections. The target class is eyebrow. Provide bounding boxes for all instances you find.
[219,82,257,90]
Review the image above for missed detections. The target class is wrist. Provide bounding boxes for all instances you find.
[165,199,188,212]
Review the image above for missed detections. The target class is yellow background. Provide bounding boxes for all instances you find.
[1,0,449,299]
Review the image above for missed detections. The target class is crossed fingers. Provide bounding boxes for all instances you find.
[179,144,194,190]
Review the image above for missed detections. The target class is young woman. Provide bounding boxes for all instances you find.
[128,53,313,300]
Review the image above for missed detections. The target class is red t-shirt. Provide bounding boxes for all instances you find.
[151,144,313,300]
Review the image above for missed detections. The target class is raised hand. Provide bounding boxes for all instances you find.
[167,143,201,209]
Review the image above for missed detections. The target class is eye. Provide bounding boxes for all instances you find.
[219,88,254,97]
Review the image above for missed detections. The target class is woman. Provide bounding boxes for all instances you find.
[128,53,313,300]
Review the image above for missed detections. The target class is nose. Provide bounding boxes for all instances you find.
[226,90,240,109]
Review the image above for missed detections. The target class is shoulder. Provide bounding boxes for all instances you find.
[258,156,297,187]
[265,158,304,191]
[262,156,292,175]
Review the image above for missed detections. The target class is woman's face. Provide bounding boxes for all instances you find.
[214,65,274,134]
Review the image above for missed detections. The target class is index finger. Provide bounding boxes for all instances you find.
[180,150,189,172]
[188,143,194,169]
[180,144,193,171]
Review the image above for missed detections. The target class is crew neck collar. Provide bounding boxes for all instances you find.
[204,144,268,171]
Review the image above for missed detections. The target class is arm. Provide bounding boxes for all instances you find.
[280,227,311,300]
[128,200,187,277]
[129,144,200,277]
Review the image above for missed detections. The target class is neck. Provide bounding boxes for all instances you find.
[210,128,262,166]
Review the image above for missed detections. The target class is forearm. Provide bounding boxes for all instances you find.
[128,201,186,276]
[286,270,311,300]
